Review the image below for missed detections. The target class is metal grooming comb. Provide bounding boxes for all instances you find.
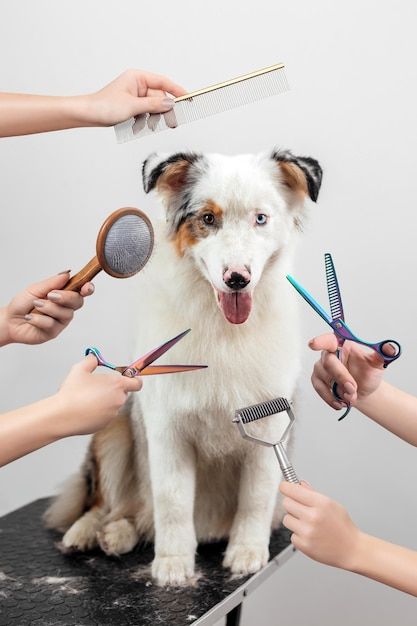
[233,398,300,484]
[114,63,289,142]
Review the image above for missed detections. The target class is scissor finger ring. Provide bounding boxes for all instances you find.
[330,378,343,402]
[330,379,351,421]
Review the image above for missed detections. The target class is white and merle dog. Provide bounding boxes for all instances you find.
[45,148,322,586]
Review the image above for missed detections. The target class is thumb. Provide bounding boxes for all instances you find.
[308,333,339,353]
[300,480,313,489]
[75,354,98,374]
[365,350,388,371]
[131,95,175,116]
[28,271,71,298]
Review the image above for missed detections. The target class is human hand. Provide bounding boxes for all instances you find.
[309,333,394,410]
[0,272,94,347]
[85,69,187,126]
[280,480,362,570]
[55,354,142,437]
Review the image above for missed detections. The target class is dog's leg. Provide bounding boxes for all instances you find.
[146,424,197,586]
[223,446,278,575]
[97,517,139,556]
[61,505,105,551]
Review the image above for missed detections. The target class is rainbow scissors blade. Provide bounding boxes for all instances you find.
[85,329,207,378]
[287,253,401,421]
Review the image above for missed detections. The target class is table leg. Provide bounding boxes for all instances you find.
[226,602,242,626]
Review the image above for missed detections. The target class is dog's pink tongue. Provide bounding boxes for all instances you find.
[218,292,252,324]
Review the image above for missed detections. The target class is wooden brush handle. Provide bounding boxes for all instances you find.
[29,257,102,315]
[63,256,102,291]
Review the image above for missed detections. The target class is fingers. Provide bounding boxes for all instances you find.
[282,496,310,520]
[131,95,176,116]
[381,342,398,357]
[280,481,318,506]
[316,353,358,404]
[282,513,304,535]
[137,71,187,97]
[311,368,345,409]
[31,299,75,324]
[79,282,95,297]
[27,271,71,299]
[76,354,99,373]
[23,312,63,338]
[120,376,142,393]
[308,333,339,353]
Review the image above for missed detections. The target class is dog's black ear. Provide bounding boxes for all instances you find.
[271,150,323,202]
[142,152,203,197]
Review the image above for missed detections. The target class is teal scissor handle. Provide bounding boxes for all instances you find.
[330,320,401,368]
[85,347,117,371]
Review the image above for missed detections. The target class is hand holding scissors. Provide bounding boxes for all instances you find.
[287,253,401,420]
[85,329,207,378]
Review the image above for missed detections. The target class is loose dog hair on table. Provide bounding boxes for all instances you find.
[45,147,322,587]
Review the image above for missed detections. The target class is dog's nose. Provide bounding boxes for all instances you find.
[224,270,251,291]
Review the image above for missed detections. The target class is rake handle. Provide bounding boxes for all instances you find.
[274,442,300,484]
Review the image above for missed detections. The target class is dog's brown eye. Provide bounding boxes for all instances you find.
[203,213,215,225]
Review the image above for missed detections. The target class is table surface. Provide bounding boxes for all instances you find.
[0,498,293,626]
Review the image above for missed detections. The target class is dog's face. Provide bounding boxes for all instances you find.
[143,150,322,324]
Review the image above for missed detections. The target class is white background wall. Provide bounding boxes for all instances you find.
[0,1,416,624]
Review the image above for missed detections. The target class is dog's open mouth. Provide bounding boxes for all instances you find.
[217,291,252,324]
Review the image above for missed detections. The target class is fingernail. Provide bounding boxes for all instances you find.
[58,270,71,275]
[162,97,175,109]
[24,314,33,321]
[87,283,95,295]
[33,299,45,308]
[344,381,355,394]
[47,292,62,302]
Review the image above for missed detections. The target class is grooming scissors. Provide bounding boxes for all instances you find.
[287,253,401,420]
[85,329,207,378]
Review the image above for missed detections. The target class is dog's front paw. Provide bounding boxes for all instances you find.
[152,554,195,587]
[223,543,269,576]
[97,519,138,556]
[61,516,100,552]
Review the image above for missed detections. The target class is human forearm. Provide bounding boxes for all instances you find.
[351,531,417,596]
[0,93,95,137]
[0,307,11,347]
[0,395,65,466]
[281,481,417,597]
[356,381,417,446]
[0,71,185,138]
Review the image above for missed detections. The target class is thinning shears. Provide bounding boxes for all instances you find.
[85,329,207,378]
[287,253,401,420]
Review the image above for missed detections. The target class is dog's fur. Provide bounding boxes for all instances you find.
[45,149,322,586]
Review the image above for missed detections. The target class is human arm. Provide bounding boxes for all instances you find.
[310,333,417,446]
[0,355,141,466]
[0,69,186,136]
[0,272,94,347]
[280,481,417,597]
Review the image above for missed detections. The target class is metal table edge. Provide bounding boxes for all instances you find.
[193,544,296,626]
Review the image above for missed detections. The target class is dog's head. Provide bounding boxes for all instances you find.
[142,150,322,324]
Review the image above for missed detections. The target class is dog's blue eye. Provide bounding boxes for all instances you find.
[256,213,268,225]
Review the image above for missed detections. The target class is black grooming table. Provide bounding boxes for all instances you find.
[0,499,293,626]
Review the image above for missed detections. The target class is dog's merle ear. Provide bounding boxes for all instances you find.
[142,152,203,197]
[271,150,323,202]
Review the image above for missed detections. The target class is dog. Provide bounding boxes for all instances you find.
[44,148,322,586]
